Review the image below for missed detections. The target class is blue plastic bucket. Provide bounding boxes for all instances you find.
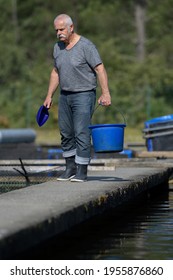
[89,123,126,153]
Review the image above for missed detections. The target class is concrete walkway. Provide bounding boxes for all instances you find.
[0,164,173,259]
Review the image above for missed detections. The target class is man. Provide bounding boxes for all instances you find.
[43,14,111,182]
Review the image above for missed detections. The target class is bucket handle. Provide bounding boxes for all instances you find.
[92,103,127,124]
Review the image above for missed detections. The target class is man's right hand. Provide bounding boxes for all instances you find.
[43,96,53,109]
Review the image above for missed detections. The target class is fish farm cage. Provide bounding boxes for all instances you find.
[0,158,64,194]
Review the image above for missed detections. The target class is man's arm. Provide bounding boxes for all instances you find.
[43,67,59,109]
[94,63,111,106]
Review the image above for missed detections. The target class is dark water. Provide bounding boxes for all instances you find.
[17,184,173,260]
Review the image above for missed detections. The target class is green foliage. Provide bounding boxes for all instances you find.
[0,0,173,129]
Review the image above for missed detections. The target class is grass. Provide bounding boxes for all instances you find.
[35,129,61,145]
[35,126,144,146]
[124,126,144,144]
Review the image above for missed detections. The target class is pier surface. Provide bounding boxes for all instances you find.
[0,159,173,259]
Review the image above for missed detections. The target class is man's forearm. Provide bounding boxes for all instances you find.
[47,68,59,98]
[44,68,59,108]
[95,64,110,94]
[95,63,111,106]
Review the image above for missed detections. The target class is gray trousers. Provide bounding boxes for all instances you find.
[58,90,96,164]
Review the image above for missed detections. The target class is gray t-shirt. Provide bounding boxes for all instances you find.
[53,36,102,92]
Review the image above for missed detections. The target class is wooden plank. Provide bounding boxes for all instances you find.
[136,151,173,158]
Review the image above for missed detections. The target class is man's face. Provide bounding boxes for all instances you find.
[54,19,72,43]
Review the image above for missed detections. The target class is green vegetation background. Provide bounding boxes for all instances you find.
[0,0,173,144]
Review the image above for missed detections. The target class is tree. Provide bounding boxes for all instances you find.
[135,0,147,61]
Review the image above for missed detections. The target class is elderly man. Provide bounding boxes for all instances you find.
[44,14,111,182]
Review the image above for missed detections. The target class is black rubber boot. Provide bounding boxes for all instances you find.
[57,156,76,181]
[71,164,88,182]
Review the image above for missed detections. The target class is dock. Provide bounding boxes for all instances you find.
[0,158,173,259]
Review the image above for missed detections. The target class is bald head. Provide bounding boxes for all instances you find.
[54,14,73,27]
